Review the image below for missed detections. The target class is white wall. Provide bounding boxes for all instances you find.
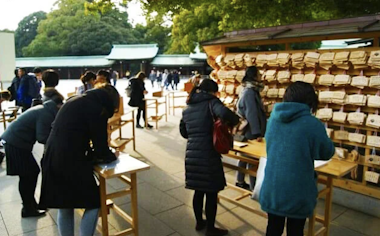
[0,32,16,83]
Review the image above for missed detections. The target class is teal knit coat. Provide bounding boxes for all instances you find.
[259,102,335,219]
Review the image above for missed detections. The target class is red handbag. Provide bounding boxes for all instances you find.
[209,103,233,154]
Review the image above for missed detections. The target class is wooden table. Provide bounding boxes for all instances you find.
[94,154,150,236]
[167,91,188,116]
[144,96,168,129]
[108,107,138,151]
[0,106,19,130]
[223,140,357,236]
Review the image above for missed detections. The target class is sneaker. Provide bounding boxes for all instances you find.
[21,208,46,218]
[206,227,229,236]
[236,182,250,190]
[196,220,207,231]
[136,124,143,129]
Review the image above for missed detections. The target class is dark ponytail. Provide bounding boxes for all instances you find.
[80,71,96,91]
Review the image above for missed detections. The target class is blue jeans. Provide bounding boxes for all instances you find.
[58,208,99,236]
[236,160,256,190]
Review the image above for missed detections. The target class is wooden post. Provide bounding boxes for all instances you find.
[285,43,291,50]
[99,176,109,236]
[324,176,333,236]
[307,211,316,236]
[374,37,379,47]
[131,173,139,236]
[145,101,148,128]
[155,100,159,129]
[165,95,168,122]
[172,93,175,115]
[132,110,136,151]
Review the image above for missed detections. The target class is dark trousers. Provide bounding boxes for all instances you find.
[19,173,39,210]
[193,191,218,229]
[266,213,306,236]
[136,102,146,125]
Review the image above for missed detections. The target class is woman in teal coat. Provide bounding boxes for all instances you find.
[260,82,335,236]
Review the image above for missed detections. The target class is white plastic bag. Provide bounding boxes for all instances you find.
[252,157,267,201]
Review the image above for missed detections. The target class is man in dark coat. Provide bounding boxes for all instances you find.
[39,84,120,236]
[128,72,153,129]
[1,96,63,218]
[17,68,41,112]
[180,79,239,236]
[7,69,21,105]
[173,70,180,90]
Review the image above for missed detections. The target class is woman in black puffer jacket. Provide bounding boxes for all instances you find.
[180,79,239,236]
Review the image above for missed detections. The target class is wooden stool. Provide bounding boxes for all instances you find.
[145,95,168,129]
[94,154,150,236]
[168,91,188,116]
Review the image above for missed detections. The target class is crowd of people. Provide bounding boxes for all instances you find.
[0,65,335,236]
[149,69,181,90]
[0,67,138,236]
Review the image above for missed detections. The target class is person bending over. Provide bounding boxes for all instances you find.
[39,84,120,236]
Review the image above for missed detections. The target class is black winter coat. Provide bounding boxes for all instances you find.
[128,78,145,108]
[180,92,239,192]
[39,89,116,209]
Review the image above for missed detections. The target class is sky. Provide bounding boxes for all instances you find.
[0,0,146,31]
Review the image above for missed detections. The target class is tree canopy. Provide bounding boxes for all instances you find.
[14,11,47,57]
[16,0,380,56]
[23,0,140,56]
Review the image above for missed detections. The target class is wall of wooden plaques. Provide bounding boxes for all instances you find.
[209,47,380,199]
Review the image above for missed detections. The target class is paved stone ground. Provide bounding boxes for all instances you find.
[0,79,380,235]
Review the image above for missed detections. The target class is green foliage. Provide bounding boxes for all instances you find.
[139,0,380,53]
[14,11,46,57]
[23,0,139,57]
[0,29,14,33]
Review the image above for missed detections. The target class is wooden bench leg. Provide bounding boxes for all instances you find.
[307,210,316,236]
[131,173,139,236]
[324,177,333,236]
[99,176,109,236]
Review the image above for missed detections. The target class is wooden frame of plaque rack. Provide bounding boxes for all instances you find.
[202,15,380,199]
